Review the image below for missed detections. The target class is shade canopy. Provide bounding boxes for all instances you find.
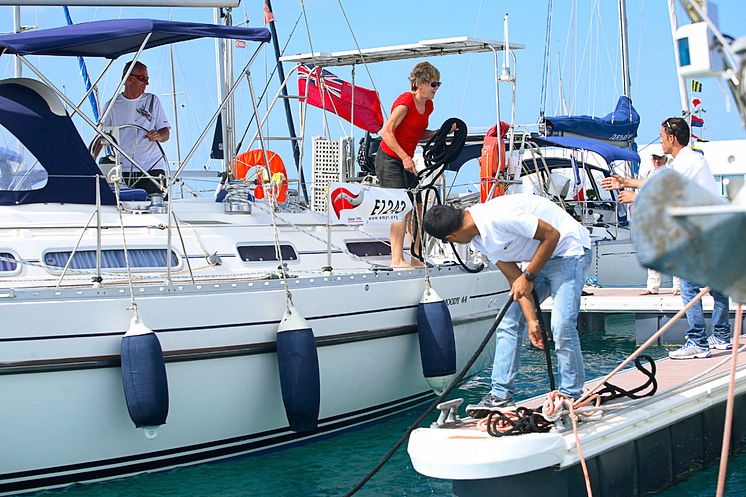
[533,136,641,164]
[0,79,116,205]
[0,19,271,59]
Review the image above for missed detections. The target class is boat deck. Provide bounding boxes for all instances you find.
[408,343,746,496]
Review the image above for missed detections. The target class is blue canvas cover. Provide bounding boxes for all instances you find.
[0,80,116,205]
[544,96,640,142]
[0,19,270,59]
[533,136,641,164]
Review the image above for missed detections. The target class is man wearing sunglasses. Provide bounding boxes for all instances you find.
[601,117,730,359]
[422,194,591,415]
[98,60,171,194]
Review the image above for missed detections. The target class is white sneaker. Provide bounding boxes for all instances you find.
[707,335,732,350]
[669,339,711,359]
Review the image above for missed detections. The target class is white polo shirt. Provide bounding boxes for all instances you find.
[467,194,591,263]
[669,146,718,195]
[102,92,170,172]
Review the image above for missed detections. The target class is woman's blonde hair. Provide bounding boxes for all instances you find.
[408,62,440,91]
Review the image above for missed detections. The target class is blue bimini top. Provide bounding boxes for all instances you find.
[0,18,270,59]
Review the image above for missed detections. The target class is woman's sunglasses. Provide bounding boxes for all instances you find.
[430,81,442,88]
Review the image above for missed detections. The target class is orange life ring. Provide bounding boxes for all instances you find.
[479,122,509,203]
[233,149,288,202]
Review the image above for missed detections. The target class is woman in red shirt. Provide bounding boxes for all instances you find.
[376,61,441,268]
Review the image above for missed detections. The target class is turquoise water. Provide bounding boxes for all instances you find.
[33,317,746,497]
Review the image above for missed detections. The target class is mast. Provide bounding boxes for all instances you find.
[618,0,632,100]
[264,0,307,202]
[667,0,691,116]
[214,8,230,174]
[13,6,22,77]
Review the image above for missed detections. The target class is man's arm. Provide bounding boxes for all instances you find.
[600,173,646,190]
[511,219,560,300]
[496,261,544,349]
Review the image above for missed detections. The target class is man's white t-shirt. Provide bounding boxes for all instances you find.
[467,194,591,264]
[102,93,170,172]
[669,146,718,195]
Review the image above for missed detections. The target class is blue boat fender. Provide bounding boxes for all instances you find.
[120,317,169,439]
[417,287,456,394]
[277,304,320,433]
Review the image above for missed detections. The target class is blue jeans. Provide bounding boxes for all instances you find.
[680,279,731,348]
[491,249,591,399]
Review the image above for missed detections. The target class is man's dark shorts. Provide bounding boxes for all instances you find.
[375,150,418,190]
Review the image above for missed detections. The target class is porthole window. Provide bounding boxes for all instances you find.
[44,249,179,270]
[237,244,298,262]
[345,241,391,257]
[0,252,17,272]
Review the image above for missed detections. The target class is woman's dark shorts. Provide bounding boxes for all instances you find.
[374,150,420,201]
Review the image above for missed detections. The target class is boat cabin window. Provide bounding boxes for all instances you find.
[345,240,391,257]
[237,244,298,262]
[0,252,18,272]
[0,127,48,191]
[44,249,179,271]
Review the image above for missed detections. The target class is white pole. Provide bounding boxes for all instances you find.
[13,6,22,77]
[618,0,632,100]
[214,8,229,174]
[668,0,691,116]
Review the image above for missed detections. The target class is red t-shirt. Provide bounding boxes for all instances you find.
[380,92,433,159]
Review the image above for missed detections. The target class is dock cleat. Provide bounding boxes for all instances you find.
[669,339,711,359]
[707,335,732,350]
[465,393,515,419]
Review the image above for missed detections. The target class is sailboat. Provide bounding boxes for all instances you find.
[0,14,512,495]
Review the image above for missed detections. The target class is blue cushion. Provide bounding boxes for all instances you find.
[118,187,149,202]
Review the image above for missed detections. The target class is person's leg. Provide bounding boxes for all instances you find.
[710,288,732,342]
[643,269,660,294]
[680,279,707,347]
[389,218,409,268]
[669,279,710,358]
[374,152,410,268]
[489,300,526,400]
[544,253,586,398]
[410,202,425,267]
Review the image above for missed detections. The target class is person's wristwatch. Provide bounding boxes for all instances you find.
[523,270,536,282]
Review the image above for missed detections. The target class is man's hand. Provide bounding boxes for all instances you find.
[618,190,637,205]
[145,130,161,142]
[511,274,533,301]
[600,174,627,191]
[527,320,545,349]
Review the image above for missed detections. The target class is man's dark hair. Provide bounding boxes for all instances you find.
[423,204,464,240]
[661,117,690,146]
[122,60,147,81]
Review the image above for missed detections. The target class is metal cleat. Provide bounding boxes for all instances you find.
[431,398,464,428]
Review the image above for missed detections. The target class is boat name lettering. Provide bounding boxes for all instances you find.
[370,199,408,216]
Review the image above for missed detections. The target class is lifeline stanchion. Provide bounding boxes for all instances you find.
[716,302,743,497]
[342,293,514,497]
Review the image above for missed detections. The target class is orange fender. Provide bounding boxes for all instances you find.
[479,122,509,203]
[234,149,288,202]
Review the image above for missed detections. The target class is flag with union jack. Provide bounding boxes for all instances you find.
[298,64,383,134]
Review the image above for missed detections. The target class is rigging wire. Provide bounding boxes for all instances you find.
[459,0,485,118]
[335,0,388,121]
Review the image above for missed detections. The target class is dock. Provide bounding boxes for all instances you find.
[408,345,746,497]
[540,287,745,344]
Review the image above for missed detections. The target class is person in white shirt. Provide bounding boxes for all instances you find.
[423,194,591,416]
[97,61,170,194]
[601,117,730,359]
[639,153,680,296]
